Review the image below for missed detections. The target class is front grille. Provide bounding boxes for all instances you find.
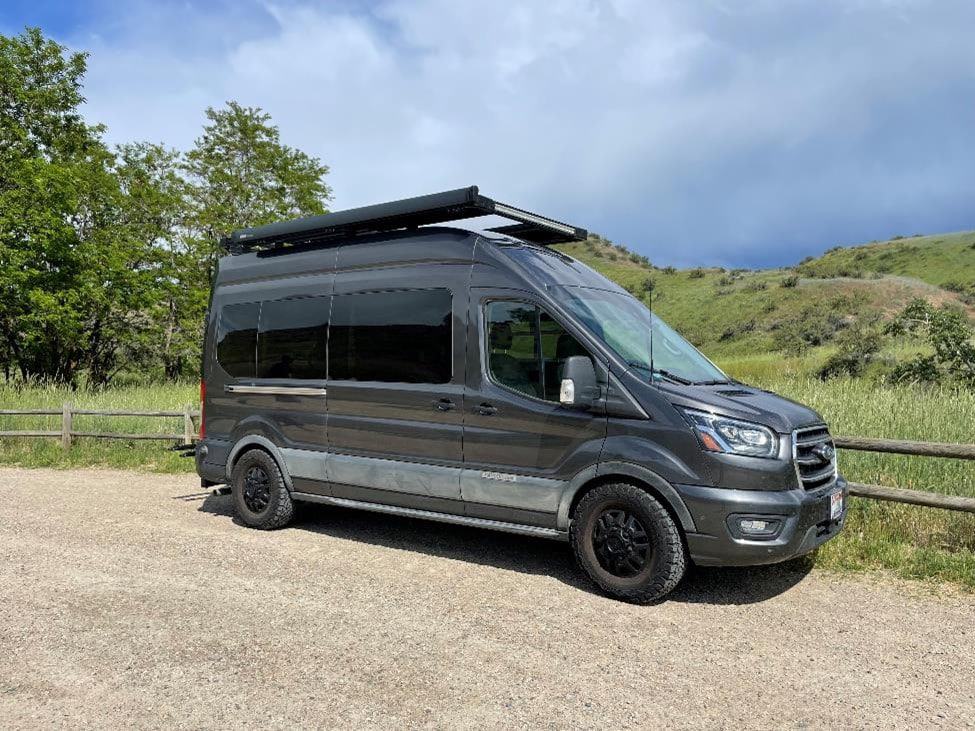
[793,425,837,490]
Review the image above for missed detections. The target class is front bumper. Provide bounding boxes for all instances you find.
[676,477,849,566]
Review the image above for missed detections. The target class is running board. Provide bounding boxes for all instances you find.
[291,492,567,541]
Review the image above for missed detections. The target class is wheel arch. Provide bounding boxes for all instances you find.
[225,435,294,491]
[557,461,696,534]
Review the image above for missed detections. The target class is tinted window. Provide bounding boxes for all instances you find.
[216,302,259,378]
[257,296,330,379]
[486,301,589,402]
[485,301,541,398]
[329,289,452,383]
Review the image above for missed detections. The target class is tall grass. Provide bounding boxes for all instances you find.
[2,376,973,589]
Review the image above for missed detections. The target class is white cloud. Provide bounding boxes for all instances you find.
[57,0,975,266]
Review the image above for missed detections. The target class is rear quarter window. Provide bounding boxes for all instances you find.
[216,302,260,378]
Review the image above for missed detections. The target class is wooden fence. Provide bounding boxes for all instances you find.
[0,405,973,513]
[0,404,199,448]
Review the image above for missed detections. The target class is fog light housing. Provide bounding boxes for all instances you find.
[727,514,784,540]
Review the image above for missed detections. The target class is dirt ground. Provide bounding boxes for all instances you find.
[0,467,972,729]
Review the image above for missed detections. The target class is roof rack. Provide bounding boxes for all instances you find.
[224,186,587,254]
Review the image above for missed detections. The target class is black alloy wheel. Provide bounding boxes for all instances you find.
[242,465,271,514]
[592,507,651,578]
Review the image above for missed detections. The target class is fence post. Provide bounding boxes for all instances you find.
[183,403,194,445]
[61,402,72,450]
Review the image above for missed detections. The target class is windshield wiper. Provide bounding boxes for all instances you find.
[654,369,694,385]
[694,378,737,386]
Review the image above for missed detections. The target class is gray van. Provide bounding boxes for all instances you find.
[196,187,847,603]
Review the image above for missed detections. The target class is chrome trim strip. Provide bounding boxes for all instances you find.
[291,492,567,540]
[225,385,327,396]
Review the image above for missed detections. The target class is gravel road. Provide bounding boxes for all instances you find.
[0,467,972,729]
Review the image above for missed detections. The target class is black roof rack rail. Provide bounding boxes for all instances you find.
[224,185,587,254]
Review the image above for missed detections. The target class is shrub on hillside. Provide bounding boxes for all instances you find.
[742,281,768,292]
[780,275,799,288]
[942,280,970,294]
[818,325,883,380]
[688,268,705,279]
[773,304,847,354]
[885,299,975,387]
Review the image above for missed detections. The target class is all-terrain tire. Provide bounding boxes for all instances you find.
[231,448,294,530]
[570,483,687,604]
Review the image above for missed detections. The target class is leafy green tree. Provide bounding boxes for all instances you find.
[0,28,120,383]
[886,299,975,387]
[114,142,193,380]
[183,101,332,269]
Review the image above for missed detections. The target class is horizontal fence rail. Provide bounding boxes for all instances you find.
[0,405,972,512]
[832,435,975,514]
[0,403,200,447]
[833,436,975,461]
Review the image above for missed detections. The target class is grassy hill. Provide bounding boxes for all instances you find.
[554,231,975,371]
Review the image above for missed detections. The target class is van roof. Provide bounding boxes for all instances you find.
[224,186,587,255]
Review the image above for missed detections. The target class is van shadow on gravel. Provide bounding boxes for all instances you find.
[199,493,813,606]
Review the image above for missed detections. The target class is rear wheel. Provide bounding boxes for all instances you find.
[570,483,686,604]
[231,449,294,530]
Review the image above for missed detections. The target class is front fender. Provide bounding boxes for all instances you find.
[555,460,697,533]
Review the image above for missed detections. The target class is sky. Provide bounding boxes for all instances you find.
[3,0,974,267]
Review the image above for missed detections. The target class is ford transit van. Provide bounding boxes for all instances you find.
[196,187,847,603]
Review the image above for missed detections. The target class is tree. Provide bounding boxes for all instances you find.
[114,142,193,380]
[885,299,975,387]
[183,101,332,270]
[0,28,117,383]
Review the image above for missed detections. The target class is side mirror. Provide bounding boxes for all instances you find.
[559,356,598,409]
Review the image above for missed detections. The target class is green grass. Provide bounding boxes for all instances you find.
[0,382,198,473]
[2,376,973,590]
[796,230,975,288]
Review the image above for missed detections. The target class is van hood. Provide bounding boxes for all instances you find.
[647,382,826,434]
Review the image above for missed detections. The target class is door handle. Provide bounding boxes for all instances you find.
[473,403,498,416]
[433,398,456,412]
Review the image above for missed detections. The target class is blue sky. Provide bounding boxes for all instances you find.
[4,0,974,267]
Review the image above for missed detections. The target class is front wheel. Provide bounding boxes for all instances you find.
[231,448,294,530]
[570,483,687,604]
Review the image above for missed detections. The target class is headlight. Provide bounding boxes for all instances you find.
[679,408,779,458]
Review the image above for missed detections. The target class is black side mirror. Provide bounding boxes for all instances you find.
[559,356,598,409]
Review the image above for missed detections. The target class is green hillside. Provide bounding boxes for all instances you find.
[554,231,975,364]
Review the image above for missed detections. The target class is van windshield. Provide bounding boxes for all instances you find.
[560,288,729,385]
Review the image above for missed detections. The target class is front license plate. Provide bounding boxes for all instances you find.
[829,490,844,520]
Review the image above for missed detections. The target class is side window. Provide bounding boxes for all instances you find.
[485,302,590,402]
[216,302,259,378]
[329,289,452,383]
[257,296,330,379]
[485,302,541,398]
